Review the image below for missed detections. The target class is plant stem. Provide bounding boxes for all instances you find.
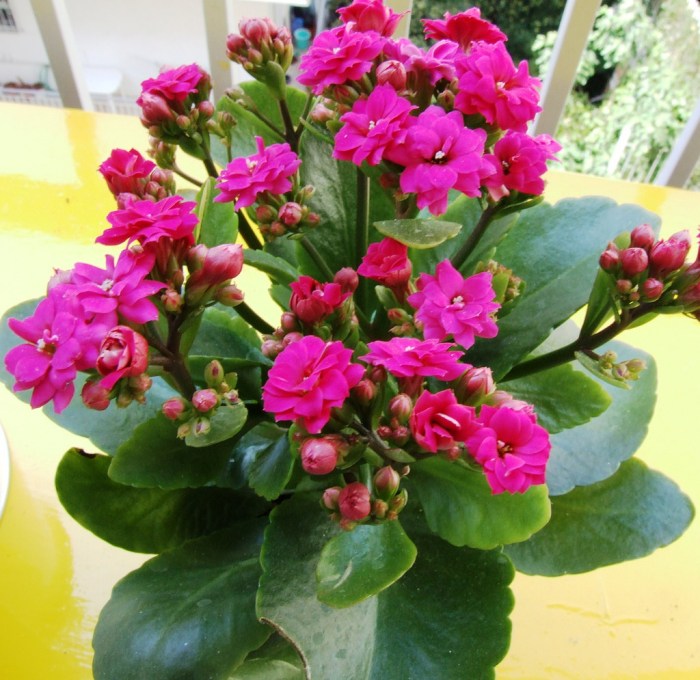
[300,236,335,281]
[203,155,218,179]
[237,209,264,250]
[172,164,203,187]
[450,202,499,271]
[279,98,298,150]
[235,301,275,335]
[294,92,315,139]
[355,169,370,268]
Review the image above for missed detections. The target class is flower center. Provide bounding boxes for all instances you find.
[497,439,513,457]
[37,330,59,354]
[368,120,376,130]
[246,159,258,172]
[101,278,114,292]
[433,149,447,164]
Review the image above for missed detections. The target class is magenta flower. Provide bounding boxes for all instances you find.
[215,136,301,210]
[289,276,350,325]
[96,326,150,390]
[333,85,415,167]
[409,388,476,453]
[138,64,207,106]
[357,237,412,295]
[361,337,466,381]
[297,26,384,94]
[98,148,156,198]
[408,260,500,349]
[72,250,166,325]
[98,195,198,248]
[422,9,506,51]
[262,335,365,433]
[337,0,406,37]
[386,106,491,216]
[4,293,91,412]
[455,42,541,133]
[381,39,457,89]
[466,405,550,494]
[483,132,561,199]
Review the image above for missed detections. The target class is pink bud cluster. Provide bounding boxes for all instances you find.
[226,18,294,82]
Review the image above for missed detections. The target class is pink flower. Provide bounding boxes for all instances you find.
[361,337,466,381]
[98,148,156,197]
[215,137,301,209]
[483,132,561,199]
[357,237,412,295]
[338,482,372,520]
[408,260,500,349]
[262,335,364,434]
[4,293,90,412]
[386,106,491,215]
[455,42,541,133]
[337,0,406,37]
[333,85,415,167]
[409,389,476,453]
[289,276,350,324]
[138,64,207,107]
[72,250,166,325]
[650,230,691,278]
[96,326,149,390]
[422,8,506,51]
[98,196,198,247]
[381,39,458,89]
[466,405,550,494]
[185,243,244,305]
[297,26,384,94]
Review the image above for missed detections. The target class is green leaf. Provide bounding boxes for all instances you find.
[505,459,694,575]
[244,249,299,286]
[409,457,551,549]
[109,416,238,489]
[93,523,271,680]
[373,218,461,249]
[258,494,514,679]
[505,363,612,434]
[229,635,305,680]
[546,340,656,495]
[56,449,269,553]
[229,422,295,500]
[467,197,661,379]
[195,177,239,246]
[316,520,417,608]
[184,401,248,448]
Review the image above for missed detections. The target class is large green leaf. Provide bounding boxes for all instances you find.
[195,177,238,246]
[409,457,551,550]
[229,635,305,680]
[258,494,514,680]
[244,249,299,286]
[545,340,656,495]
[184,401,248,448]
[467,197,660,378]
[316,520,417,607]
[229,422,295,500]
[505,362,611,434]
[56,449,268,553]
[505,459,694,575]
[109,416,238,489]
[93,523,271,680]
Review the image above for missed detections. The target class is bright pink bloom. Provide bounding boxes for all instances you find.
[98,196,198,247]
[98,148,156,197]
[382,39,458,88]
[422,8,506,51]
[333,85,415,167]
[96,326,149,390]
[297,26,384,94]
[262,335,364,433]
[338,482,371,520]
[409,389,476,453]
[4,293,90,412]
[466,404,550,494]
[357,237,412,291]
[455,42,541,133]
[300,437,340,475]
[289,276,350,324]
[386,106,491,215]
[71,250,166,325]
[361,337,466,381]
[215,137,301,209]
[408,260,500,349]
[337,0,406,37]
[650,230,691,278]
[483,132,560,199]
[138,64,206,106]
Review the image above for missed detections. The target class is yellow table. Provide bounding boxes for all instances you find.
[0,102,699,679]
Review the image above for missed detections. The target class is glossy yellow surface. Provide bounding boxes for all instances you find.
[0,102,699,679]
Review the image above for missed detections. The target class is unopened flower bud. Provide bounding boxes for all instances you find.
[389,488,408,514]
[204,360,225,387]
[630,224,655,250]
[338,482,371,521]
[192,388,219,413]
[389,393,413,424]
[280,312,298,332]
[81,380,111,411]
[373,499,389,519]
[373,466,401,500]
[193,417,211,436]
[334,267,359,294]
[177,420,192,438]
[352,379,376,406]
[369,365,387,383]
[261,338,284,358]
[198,100,215,118]
[375,60,407,90]
[176,114,191,130]
[310,101,336,124]
[642,277,664,301]
[651,230,691,276]
[620,247,649,277]
[278,201,303,226]
[216,284,245,307]
[599,246,620,272]
[162,287,183,313]
[300,437,341,475]
[282,332,303,347]
[322,486,342,510]
[162,397,188,420]
[455,366,495,404]
[616,279,633,295]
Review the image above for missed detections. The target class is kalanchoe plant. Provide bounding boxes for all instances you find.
[1,2,698,678]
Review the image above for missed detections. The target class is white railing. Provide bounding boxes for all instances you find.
[14,0,700,189]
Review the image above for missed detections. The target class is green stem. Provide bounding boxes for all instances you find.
[278,98,298,150]
[171,164,203,187]
[235,300,275,335]
[300,236,335,281]
[203,155,218,179]
[237,209,264,250]
[355,169,370,268]
[450,202,499,271]
[294,92,315,139]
